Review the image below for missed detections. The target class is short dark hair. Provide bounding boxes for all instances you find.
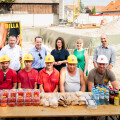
[35,36,43,42]
[55,37,65,50]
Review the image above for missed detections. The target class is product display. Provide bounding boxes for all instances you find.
[0,88,119,108]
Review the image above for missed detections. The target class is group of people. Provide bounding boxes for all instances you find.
[0,34,118,92]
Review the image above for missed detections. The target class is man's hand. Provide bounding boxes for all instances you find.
[107,64,113,70]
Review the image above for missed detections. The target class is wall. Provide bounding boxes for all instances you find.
[0,14,59,27]
[11,4,59,14]
[75,13,120,25]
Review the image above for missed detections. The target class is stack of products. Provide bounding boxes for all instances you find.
[109,86,119,106]
[0,89,87,108]
[92,84,120,106]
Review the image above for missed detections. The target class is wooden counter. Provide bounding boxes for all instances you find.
[0,104,120,118]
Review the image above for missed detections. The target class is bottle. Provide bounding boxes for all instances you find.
[101,85,103,89]
[95,91,99,105]
[110,89,114,104]
[96,84,100,89]
[92,86,95,99]
[99,91,104,105]
[104,86,108,93]
[104,90,109,105]
[119,89,120,104]
[114,88,119,106]
[114,94,119,106]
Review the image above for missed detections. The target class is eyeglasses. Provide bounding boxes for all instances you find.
[38,53,42,59]
[3,74,6,81]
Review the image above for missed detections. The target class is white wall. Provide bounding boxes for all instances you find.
[76,14,120,25]
[0,14,59,27]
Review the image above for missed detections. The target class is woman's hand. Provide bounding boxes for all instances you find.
[54,62,58,66]
[57,61,63,65]
[84,71,86,76]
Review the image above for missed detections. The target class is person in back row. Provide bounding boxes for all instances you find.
[38,55,59,92]
[74,39,89,76]
[29,36,47,72]
[60,55,85,92]
[93,34,116,70]
[18,54,38,89]
[0,55,17,89]
[88,55,118,92]
[0,35,22,73]
[51,37,69,72]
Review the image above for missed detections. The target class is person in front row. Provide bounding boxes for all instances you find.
[38,55,59,92]
[60,55,85,92]
[18,54,38,89]
[88,55,118,92]
[0,55,17,89]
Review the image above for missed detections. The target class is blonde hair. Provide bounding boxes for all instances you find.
[76,39,83,44]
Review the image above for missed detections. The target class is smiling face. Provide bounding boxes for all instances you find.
[45,62,54,70]
[56,40,62,49]
[1,61,10,70]
[24,60,33,69]
[100,34,108,47]
[35,38,42,50]
[97,63,107,74]
[8,36,16,48]
[76,41,83,49]
[67,63,77,72]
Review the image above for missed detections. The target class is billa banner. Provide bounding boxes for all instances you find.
[0,21,24,68]
[0,21,22,50]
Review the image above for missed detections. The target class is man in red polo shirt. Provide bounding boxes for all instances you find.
[0,55,17,89]
[38,55,59,92]
[18,54,38,89]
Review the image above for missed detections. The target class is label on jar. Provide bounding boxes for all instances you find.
[114,98,119,106]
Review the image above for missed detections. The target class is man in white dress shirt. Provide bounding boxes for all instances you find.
[0,35,22,72]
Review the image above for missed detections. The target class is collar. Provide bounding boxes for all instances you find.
[102,45,110,49]
[24,68,32,73]
[43,67,55,74]
[34,46,43,51]
[8,44,17,49]
[97,68,106,75]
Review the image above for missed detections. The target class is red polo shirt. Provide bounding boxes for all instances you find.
[18,68,38,89]
[38,68,59,92]
[0,68,17,89]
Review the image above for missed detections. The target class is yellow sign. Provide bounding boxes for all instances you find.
[0,21,24,69]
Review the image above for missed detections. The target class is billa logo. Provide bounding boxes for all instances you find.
[3,58,6,60]
[5,23,19,29]
[101,58,103,60]
[72,59,74,61]
[48,58,50,60]
[27,57,30,59]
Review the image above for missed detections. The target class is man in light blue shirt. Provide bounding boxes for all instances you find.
[29,36,47,72]
[93,34,116,70]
